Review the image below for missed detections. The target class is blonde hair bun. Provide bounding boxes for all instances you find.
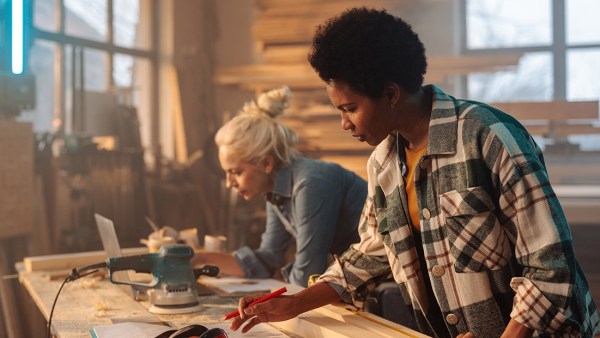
[241,86,292,118]
[215,86,300,168]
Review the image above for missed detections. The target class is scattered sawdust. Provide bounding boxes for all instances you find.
[94,300,110,317]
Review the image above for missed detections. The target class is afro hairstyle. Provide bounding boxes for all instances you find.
[308,7,427,99]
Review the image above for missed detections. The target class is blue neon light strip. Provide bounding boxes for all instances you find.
[12,0,24,74]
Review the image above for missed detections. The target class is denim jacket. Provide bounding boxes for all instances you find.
[233,156,367,286]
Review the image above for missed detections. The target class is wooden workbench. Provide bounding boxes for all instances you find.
[18,268,247,337]
[18,261,428,338]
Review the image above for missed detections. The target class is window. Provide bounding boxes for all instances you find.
[466,0,552,49]
[463,0,600,102]
[18,39,56,131]
[22,0,156,146]
[462,0,600,150]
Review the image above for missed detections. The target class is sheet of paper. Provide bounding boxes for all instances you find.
[205,321,288,338]
[90,322,170,337]
[199,276,287,294]
[90,321,289,338]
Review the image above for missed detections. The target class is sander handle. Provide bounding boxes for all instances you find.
[194,264,220,278]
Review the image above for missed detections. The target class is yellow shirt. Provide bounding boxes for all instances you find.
[405,144,427,230]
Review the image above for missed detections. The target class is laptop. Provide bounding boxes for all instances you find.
[94,213,123,259]
[94,213,133,286]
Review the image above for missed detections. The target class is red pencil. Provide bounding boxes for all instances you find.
[222,287,287,321]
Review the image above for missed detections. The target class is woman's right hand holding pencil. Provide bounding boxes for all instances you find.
[229,282,342,333]
[229,292,297,333]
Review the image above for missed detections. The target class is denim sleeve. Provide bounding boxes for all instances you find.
[233,203,293,279]
[232,246,271,278]
[288,178,343,287]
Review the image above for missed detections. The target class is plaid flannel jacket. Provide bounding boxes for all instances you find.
[318,85,600,337]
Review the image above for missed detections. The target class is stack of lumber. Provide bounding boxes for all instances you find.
[216,51,522,91]
[216,0,523,92]
[214,0,526,178]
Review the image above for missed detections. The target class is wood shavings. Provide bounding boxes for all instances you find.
[75,276,103,289]
[94,300,110,317]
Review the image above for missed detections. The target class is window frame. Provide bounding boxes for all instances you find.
[458,0,600,101]
[31,0,159,148]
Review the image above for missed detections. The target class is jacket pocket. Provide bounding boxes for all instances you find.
[440,186,511,272]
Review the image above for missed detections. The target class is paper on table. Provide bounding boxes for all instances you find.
[198,276,286,294]
[90,322,171,337]
[90,321,288,338]
[205,322,288,338]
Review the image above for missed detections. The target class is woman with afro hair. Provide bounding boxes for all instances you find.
[230,7,600,338]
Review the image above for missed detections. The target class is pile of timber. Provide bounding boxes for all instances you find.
[215,0,600,179]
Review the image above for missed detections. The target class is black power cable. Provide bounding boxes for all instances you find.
[46,261,107,338]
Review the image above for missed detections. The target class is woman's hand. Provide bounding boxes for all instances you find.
[457,318,534,338]
[229,293,299,333]
[229,282,342,333]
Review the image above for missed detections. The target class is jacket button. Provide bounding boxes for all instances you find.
[422,208,431,219]
[420,158,430,169]
[446,313,459,325]
[432,265,445,277]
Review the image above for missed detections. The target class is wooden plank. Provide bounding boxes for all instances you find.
[215,64,318,84]
[272,312,375,338]
[23,247,148,272]
[490,101,599,120]
[168,66,188,163]
[550,123,600,137]
[257,0,402,13]
[314,305,429,338]
[263,45,521,70]
[520,124,551,136]
[216,53,523,89]
[263,45,313,64]
[254,0,433,45]
[272,306,426,338]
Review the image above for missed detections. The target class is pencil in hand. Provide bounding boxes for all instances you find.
[222,287,287,321]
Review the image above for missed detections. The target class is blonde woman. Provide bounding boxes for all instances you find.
[194,86,367,287]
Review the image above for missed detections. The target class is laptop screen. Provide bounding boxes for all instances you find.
[94,213,123,258]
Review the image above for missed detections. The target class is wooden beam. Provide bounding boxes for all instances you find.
[263,45,521,69]
[490,101,599,120]
[314,305,430,338]
[216,53,523,89]
[271,303,429,338]
[23,247,148,272]
[167,66,188,163]
[550,123,600,137]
